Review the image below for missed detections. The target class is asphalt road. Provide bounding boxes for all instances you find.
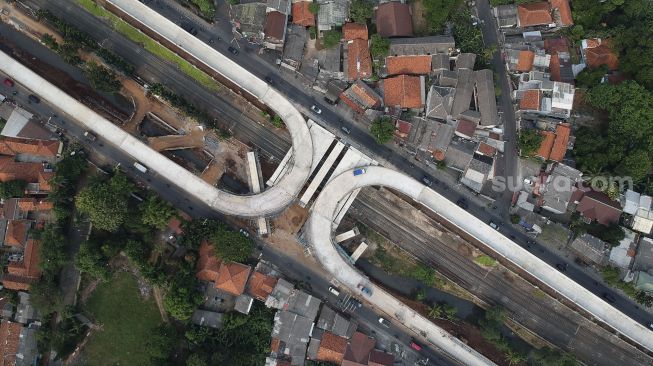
[351,188,652,366]
[11,0,653,351]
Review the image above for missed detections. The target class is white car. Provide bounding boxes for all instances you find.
[311,105,322,114]
[328,286,340,296]
[378,317,390,327]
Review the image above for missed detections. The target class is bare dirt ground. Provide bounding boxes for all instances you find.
[148,127,206,151]
[200,138,249,186]
[0,2,64,43]
[410,0,429,36]
[272,204,309,235]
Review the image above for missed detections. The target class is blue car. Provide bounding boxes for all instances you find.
[353,168,366,176]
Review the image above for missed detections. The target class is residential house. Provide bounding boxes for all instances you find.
[267,0,291,15]
[626,192,653,234]
[609,229,637,269]
[425,122,455,161]
[551,82,574,118]
[368,350,394,366]
[520,89,543,113]
[388,36,455,56]
[460,153,494,193]
[247,271,278,301]
[544,37,573,83]
[516,2,553,28]
[539,163,581,214]
[191,309,224,329]
[450,69,475,117]
[455,119,477,140]
[264,11,288,50]
[494,5,518,28]
[317,0,348,31]
[634,271,653,294]
[383,75,425,109]
[0,321,22,364]
[474,70,500,127]
[425,86,455,121]
[444,138,475,171]
[315,331,347,364]
[394,120,412,140]
[633,237,653,272]
[196,241,252,295]
[340,81,383,114]
[271,310,315,365]
[0,136,62,163]
[14,292,35,325]
[235,294,254,314]
[432,53,451,73]
[581,39,619,71]
[534,123,570,161]
[2,239,40,291]
[291,1,315,27]
[3,219,30,248]
[455,53,477,71]
[232,3,268,43]
[0,157,54,194]
[569,233,609,266]
[345,39,372,81]
[287,290,321,320]
[385,56,432,76]
[575,191,622,226]
[342,23,368,41]
[265,278,295,309]
[315,306,356,338]
[550,0,573,27]
[282,25,308,71]
[341,331,375,366]
[375,2,413,38]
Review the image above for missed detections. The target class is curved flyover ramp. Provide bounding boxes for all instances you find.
[306,166,653,362]
[0,11,312,218]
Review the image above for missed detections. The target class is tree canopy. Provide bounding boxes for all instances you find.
[349,0,373,24]
[370,117,395,144]
[518,129,544,157]
[0,180,26,199]
[369,34,390,59]
[84,62,122,94]
[322,30,342,49]
[140,193,176,229]
[76,172,135,232]
[423,0,459,34]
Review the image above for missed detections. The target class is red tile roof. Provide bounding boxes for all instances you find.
[0,137,60,158]
[386,55,431,75]
[520,89,541,111]
[343,22,368,41]
[544,38,569,54]
[375,2,413,38]
[548,53,561,82]
[517,2,552,27]
[340,81,382,113]
[196,241,222,283]
[0,321,21,365]
[455,119,477,139]
[167,216,183,235]
[477,142,496,157]
[394,120,412,139]
[216,262,251,296]
[4,239,41,291]
[576,191,622,226]
[265,11,286,41]
[291,1,315,27]
[0,156,53,192]
[550,123,570,162]
[383,75,423,109]
[368,349,395,366]
[347,39,373,81]
[246,271,278,301]
[4,220,30,247]
[16,198,53,213]
[342,331,375,366]
[585,41,619,71]
[537,131,555,160]
[316,331,347,364]
[516,50,535,72]
[551,0,573,26]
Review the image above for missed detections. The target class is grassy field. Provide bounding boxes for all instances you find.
[474,255,497,267]
[82,272,162,365]
[75,0,220,91]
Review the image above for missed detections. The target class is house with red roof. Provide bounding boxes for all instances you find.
[576,191,623,226]
[385,55,432,76]
[517,2,553,27]
[581,38,619,71]
[342,22,368,41]
[383,75,425,109]
[196,241,252,296]
[291,1,315,27]
[3,239,41,291]
[340,81,383,114]
[346,39,373,81]
[375,2,413,38]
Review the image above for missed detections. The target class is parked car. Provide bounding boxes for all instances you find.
[264,76,274,84]
[310,105,322,114]
[555,263,568,272]
[378,317,391,328]
[84,131,97,141]
[28,94,40,104]
[3,78,14,87]
[602,292,616,303]
[422,177,433,187]
[238,228,250,238]
[328,286,340,296]
[228,46,239,55]
[353,168,366,176]
[357,283,372,296]
[409,340,422,351]
[341,125,351,134]
[489,221,499,230]
[456,199,468,209]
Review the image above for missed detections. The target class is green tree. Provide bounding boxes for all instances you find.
[423,0,459,33]
[145,324,177,363]
[408,265,436,285]
[140,193,176,229]
[84,62,122,94]
[510,214,521,224]
[442,303,458,321]
[271,114,284,128]
[211,225,254,262]
[635,291,653,307]
[38,225,68,275]
[349,0,373,24]
[428,304,443,319]
[575,65,608,88]
[518,129,544,157]
[451,9,483,54]
[0,180,26,199]
[322,30,342,48]
[370,117,395,144]
[505,348,527,365]
[164,274,203,321]
[308,2,320,14]
[41,33,59,51]
[369,34,390,59]
[75,243,111,282]
[186,353,207,366]
[76,172,135,232]
[414,288,427,302]
[531,347,579,366]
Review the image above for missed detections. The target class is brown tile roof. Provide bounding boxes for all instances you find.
[383,75,423,109]
[544,38,569,54]
[0,321,21,365]
[340,80,383,113]
[4,220,30,247]
[551,0,573,26]
[216,262,251,296]
[265,11,286,41]
[375,2,413,38]
[455,119,477,139]
[343,22,368,41]
[342,331,375,366]
[0,137,60,158]
[347,39,373,81]
[548,53,561,82]
[477,142,496,157]
[537,131,555,160]
[196,241,222,283]
[394,120,412,139]
[368,349,394,366]
[291,1,315,27]
[576,191,622,226]
[516,50,535,72]
[585,41,619,71]
[270,337,281,353]
[520,89,541,111]
[246,271,278,301]
[7,239,41,284]
[16,198,53,213]
[0,156,53,192]
[550,123,570,162]
[386,55,431,75]
[316,331,347,364]
[517,2,552,27]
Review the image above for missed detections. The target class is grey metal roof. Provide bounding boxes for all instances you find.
[445,138,475,171]
[494,5,518,27]
[388,36,455,56]
[271,310,314,345]
[317,0,348,31]
[570,234,608,265]
[432,54,450,71]
[429,122,455,153]
[474,69,500,126]
[265,278,294,309]
[283,25,307,65]
[287,290,321,320]
[451,69,475,116]
[267,0,291,14]
[425,86,455,120]
[439,70,458,87]
[233,3,267,36]
[191,310,224,329]
[634,237,653,272]
[455,53,477,71]
[458,109,481,123]
[321,45,342,73]
[234,294,253,314]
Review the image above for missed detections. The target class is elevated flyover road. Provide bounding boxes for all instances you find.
[0,48,310,217]
[306,166,653,358]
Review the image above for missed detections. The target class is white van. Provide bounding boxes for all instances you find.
[328,286,340,296]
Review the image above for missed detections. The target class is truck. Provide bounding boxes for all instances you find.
[133,161,148,173]
[353,168,366,176]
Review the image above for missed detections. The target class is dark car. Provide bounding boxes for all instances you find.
[264,76,274,84]
[602,293,616,303]
[341,125,351,134]
[456,199,468,209]
[555,263,568,272]
[228,46,239,55]
[422,177,433,187]
[28,94,40,104]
